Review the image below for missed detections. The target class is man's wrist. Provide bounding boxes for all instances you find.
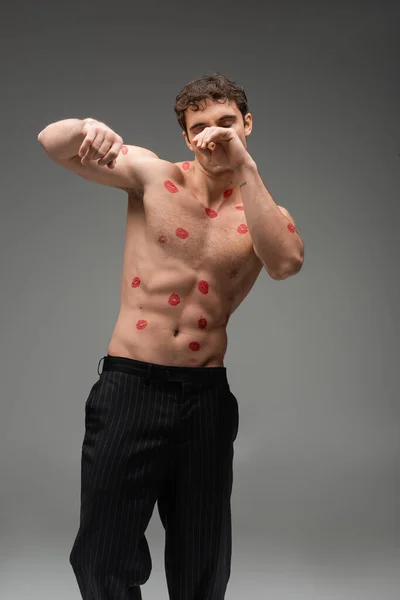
[233,156,257,175]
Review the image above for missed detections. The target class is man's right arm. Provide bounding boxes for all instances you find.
[37,118,158,194]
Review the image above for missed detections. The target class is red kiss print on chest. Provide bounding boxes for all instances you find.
[182,162,190,170]
[175,227,189,239]
[198,317,208,329]
[205,207,218,218]
[237,224,248,234]
[198,280,209,294]
[136,320,148,330]
[164,180,179,193]
[223,188,233,198]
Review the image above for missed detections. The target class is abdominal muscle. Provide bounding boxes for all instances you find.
[107,208,235,368]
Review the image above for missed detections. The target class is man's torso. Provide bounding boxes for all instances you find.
[108,159,264,366]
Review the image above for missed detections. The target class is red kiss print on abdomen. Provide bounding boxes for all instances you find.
[131,277,141,288]
[168,293,181,306]
[189,341,200,351]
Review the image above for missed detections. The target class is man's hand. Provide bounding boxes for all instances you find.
[192,126,251,171]
[78,118,124,169]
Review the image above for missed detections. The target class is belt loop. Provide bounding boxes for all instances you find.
[97,356,105,376]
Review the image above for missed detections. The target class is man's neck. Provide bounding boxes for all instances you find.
[189,160,239,206]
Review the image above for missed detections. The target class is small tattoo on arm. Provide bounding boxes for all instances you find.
[239,181,247,187]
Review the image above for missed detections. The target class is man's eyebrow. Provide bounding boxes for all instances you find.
[189,114,238,131]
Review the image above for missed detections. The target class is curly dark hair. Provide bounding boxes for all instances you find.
[174,73,249,135]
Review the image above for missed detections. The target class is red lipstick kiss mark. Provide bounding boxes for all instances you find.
[136,320,148,330]
[235,205,244,210]
[131,277,141,288]
[205,207,218,218]
[189,341,200,351]
[287,223,296,233]
[198,280,209,294]
[198,317,207,329]
[168,293,181,306]
[164,180,179,193]
[237,224,248,234]
[223,188,233,198]
[182,161,190,170]
[175,227,189,239]
[121,145,128,155]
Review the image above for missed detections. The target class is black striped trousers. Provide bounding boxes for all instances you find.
[69,354,239,600]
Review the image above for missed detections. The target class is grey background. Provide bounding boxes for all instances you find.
[1,1,399,598]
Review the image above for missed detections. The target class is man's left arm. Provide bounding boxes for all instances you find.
[236,159,304,280]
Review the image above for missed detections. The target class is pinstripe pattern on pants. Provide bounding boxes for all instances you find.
[69,354,239,600]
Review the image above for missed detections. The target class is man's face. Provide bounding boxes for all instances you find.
[183,98,252,171]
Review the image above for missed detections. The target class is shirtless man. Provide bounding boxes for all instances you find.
[38,73,304,600]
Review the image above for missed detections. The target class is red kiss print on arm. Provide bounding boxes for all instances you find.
[164,180,179,193]
[287,223,296,233]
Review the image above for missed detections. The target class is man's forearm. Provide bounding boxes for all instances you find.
[38,118,87,158]
[235,159,304,278]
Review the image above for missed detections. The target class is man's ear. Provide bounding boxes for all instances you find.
[244,113,253,137]
[183,130,194,152]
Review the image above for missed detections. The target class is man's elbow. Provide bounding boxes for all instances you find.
[268,255,304,280]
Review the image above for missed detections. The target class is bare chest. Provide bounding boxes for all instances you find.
[142,180,257,275]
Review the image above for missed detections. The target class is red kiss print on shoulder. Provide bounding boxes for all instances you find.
[287,223,296,233]
[182,161,190,170]
[164,180,179,193]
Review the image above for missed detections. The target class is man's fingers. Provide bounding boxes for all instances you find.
[78,131,96,160]
[98,140,122,167]
[81,132,104,164]
[91,138,113,162]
